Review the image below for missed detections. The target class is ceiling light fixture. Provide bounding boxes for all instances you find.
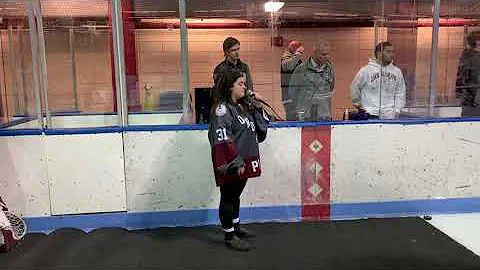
[264,1,284,13]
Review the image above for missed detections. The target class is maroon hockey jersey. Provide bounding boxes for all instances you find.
[208,102,269,186]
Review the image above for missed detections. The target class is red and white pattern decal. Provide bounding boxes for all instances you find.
[301,126,331,220]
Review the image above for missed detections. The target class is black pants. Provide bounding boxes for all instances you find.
[219,178,248,230]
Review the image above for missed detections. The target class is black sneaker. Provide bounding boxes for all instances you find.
[234,224,255,238]
[224,234,251,251]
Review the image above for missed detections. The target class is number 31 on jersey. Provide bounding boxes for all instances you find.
[216,128,228,141]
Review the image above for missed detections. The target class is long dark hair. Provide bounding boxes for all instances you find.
[212,69,248,114]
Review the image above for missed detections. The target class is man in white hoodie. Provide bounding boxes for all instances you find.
[351,42,406,119]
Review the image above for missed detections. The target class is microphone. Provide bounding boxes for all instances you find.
[244,89,284,121]
[246,89,259,101]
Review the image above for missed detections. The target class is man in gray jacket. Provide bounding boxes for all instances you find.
[288,40,335,121]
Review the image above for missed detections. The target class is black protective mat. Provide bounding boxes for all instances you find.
[1,217,479,270]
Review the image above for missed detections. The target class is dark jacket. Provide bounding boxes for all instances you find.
[213,59,253,91]
[456,49,480,107]
[208,102,269,186]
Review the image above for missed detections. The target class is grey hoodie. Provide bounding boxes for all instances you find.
[287,57,335,120]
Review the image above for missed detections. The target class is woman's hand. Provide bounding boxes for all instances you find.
[249,92,264,109]
[237,166,245,176]
[296,45,305,54]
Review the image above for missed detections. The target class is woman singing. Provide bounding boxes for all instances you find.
[208,69,269,251]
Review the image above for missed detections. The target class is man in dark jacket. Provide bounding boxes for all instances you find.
[213,37,253,91]
[456,31,480,117]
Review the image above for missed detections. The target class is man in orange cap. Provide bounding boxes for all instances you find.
[281,40,304,120]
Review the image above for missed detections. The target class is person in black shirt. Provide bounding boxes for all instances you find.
[213,37,253,92]
[456,31,480,117]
